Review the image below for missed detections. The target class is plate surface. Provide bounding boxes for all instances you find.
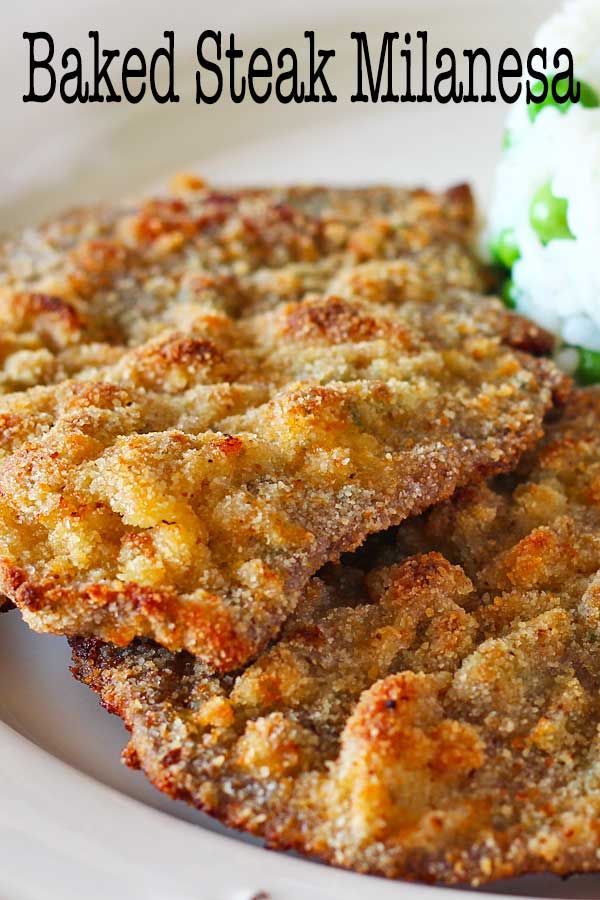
[1,1,598,898]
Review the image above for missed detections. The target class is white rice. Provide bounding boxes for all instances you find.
[488,0,600,357]
[536,0,600,92]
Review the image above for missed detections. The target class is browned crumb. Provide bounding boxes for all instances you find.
[0,183,566,669]
[72,388,600,886]
[0,182,490,620]
[0,182,490,393]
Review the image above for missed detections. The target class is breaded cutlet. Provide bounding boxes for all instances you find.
[0,181,488,393]
[72,389,600,886]
[0,180,491,617]
[0,183,566,669]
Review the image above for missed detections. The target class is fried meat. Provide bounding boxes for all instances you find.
[0,182,489,393]
[0,183,565,668]
[71,389,600,886]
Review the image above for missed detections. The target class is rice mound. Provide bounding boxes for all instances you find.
[488,0,600,360]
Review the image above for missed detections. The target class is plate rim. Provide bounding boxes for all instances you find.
[1,718,544,900]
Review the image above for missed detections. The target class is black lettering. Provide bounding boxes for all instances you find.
[122,48,146,103]
[434,49,462,103]
[275,48,304,102]
[553,49,578,103]
[305,31,336,102]
[526,47,548,103]
[400,32,416,102]
[417,31,432,102]
[60,48,88,103]
[22,31,55,102]
[248,48,272,103]
[463,47,495,102]
[226,33,245,103]
[498,48,522,103]
[150,32,179,103]
[89,31,120,102]
[351,31,399,102]
[196,30,223,103]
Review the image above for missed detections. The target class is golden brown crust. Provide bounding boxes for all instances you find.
[0,182,566,668]
[0,290,563,667]
[72,389,600,886]
[0,181,488,393]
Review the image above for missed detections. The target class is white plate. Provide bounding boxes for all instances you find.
[2,1,598,898]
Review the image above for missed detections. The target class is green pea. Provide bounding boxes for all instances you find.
[530,181,574,245]
[528,76,600,123]
[501,278,518,309]
[491,228,521,269]
[579,81,600,108]
[576,347,600,385]
[503,129,514,150]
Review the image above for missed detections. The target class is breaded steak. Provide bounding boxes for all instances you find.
[72,389,600,886]
[0,181,488,393]
[0,181,488,616]
[0,183,566,669]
